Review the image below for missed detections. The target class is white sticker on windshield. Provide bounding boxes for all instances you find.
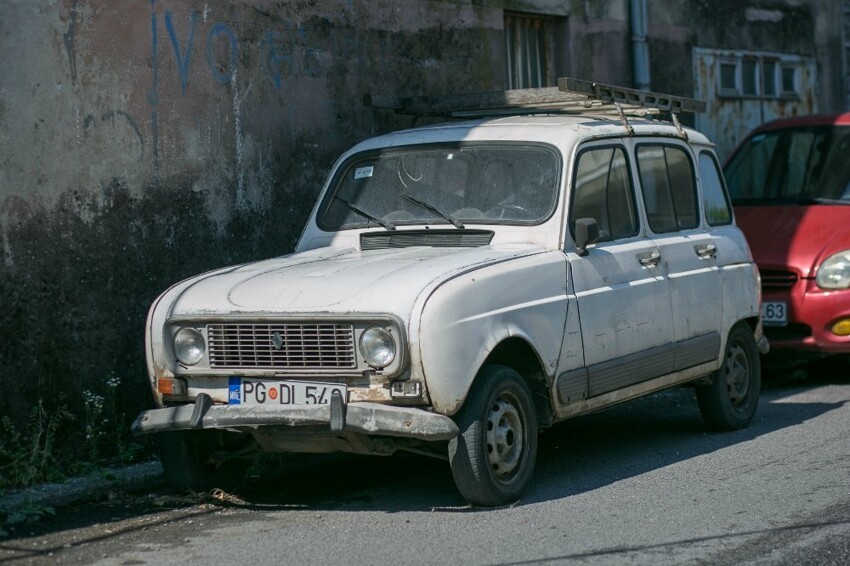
[354,166,374,179]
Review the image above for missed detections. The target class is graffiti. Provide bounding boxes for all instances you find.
[165,10,198,95]
[151,7,342,96]
[149,0,160,177]
[261,30,325,89]
[62,0,79,85]
[83,110,145,158]
[207,23,239,85]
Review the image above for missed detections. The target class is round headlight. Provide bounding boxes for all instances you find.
[816,250,850,290]
[359,327,396,368]
[174,328,205,366]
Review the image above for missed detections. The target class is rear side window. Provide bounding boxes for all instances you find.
[636,145,698,233]
[570,146,639,242]
[698,152,733,226]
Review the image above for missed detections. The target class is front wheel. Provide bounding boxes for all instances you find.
[158,430,250,492]
[696,323,761,431]
[448,365,538,506]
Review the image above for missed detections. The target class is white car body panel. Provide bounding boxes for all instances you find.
[417,251,569,414]
[139,113,762,442]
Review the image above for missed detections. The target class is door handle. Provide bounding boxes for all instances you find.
[695,243,717,259]
[637,251,661,267]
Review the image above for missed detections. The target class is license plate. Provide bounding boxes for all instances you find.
[228,378,347,406]
[761,301,788,326]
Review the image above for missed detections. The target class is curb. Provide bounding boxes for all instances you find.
[0,462,164,517]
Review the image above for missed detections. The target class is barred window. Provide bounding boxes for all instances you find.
[504,13,557,89]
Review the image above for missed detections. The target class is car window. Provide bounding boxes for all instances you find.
[317,143,561,230]
[698,152,733,226]
[570,145,639,242]
[637,144,699,233]
[725,126,850,204]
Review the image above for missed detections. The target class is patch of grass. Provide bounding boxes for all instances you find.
[0,402,71,491]
[0,375,152,494]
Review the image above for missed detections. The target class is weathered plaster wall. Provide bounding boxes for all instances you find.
[641,0,818,101]
[564,0,823,156]
[0,0,503,440]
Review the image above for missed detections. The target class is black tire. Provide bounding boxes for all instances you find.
[697,323,761,431]
[448,365,538,506]
[158,430,250,492]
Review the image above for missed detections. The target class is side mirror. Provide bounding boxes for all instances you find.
[574,217,599,256]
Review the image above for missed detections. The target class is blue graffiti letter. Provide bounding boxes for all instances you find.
[165,10,198,95]
[207,23,238,84]
[261,31,287,89]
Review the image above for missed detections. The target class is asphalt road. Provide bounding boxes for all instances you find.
[2,364,849,565]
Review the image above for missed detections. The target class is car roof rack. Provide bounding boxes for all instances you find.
[365,77,706,139]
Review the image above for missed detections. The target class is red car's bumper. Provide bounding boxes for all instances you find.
[762,275,850,354]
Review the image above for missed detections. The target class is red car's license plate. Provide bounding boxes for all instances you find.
[761,301,788,326]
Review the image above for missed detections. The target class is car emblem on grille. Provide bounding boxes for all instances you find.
[271,332,284,350]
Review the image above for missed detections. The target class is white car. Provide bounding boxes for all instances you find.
[133,79,766,506]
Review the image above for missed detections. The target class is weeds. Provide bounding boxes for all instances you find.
[0,401,71,491]
[80,374,145,472]
[0,375,147,494]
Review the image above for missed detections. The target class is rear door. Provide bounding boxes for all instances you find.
[563,142,675,400]
[632,141,722,369]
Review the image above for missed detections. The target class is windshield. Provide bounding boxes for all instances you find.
[724,126,850,205]
[317,143,560,230]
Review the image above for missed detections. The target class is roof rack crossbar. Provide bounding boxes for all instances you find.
[364,77,706,119]
[558,77,706,114]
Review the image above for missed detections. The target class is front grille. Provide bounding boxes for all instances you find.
[760,269,798,290]
[207,323,356,369]
[764,323,812,341]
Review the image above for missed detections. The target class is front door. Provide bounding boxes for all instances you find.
[564,143,675,399]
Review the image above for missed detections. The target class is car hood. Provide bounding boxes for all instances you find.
[734,205,850,277]
[168,244,543,319]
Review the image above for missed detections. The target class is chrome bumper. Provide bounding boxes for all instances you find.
[131,398,458,441]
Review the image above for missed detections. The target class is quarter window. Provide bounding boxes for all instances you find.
[698,152,733,226]
[570,146,639,242]
[636,145,699,233]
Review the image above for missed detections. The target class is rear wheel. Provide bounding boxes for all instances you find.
[697,323,761,431]
[448,365,538,506]
[158,430,250,492]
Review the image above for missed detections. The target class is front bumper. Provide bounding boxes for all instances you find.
[763,281,850,354]
[131,399,459,441]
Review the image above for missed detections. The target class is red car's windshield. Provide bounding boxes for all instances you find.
[725,126,850,205]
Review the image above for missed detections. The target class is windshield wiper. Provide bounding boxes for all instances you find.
[333,196,395,230]
[400,193,465,229]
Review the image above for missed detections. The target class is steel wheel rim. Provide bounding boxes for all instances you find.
[486,391,525,482]
[725,341,750,406]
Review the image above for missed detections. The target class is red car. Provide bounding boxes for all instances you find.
[724,113,850,361]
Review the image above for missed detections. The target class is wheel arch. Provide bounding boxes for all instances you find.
[741,315,760,333]
[481,337,554,428]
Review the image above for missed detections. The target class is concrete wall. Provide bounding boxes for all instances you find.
[0,0,504,431]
